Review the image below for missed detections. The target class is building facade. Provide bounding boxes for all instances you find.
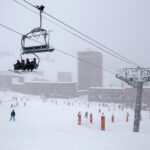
[0,71,77,98]
[57,72,72,82]
[0,71,24,90]
[88,87,150,106]
[78,51,103,90]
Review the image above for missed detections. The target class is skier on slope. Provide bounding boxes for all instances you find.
[10,110,16,121]
[85,111,88,118]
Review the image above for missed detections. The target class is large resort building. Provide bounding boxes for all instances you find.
[78,50,103,90]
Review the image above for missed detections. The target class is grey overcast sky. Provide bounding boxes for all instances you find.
[0,0,150,86]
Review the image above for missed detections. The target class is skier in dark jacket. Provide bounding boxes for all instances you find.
[25,58,31,70]
[33,58,38,69]
[14,60,21,70]
[10,110,15,121]
[30,60,35,71]
[85,111,88,118]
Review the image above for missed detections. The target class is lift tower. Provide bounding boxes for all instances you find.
[116,67,150,132]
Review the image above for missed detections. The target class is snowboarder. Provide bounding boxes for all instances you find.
[10,110,15,121]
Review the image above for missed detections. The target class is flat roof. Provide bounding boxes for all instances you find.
[0,71,22,77]
[90,86,150,90]
[90,87,122,90]
[24,81,77,84]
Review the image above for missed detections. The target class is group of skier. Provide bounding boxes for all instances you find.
[14,58,38,71]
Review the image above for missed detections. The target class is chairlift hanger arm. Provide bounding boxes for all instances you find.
[33,53,40,68]
[12,1,54,55]
[36,5,45,12]
[22,0,45,28]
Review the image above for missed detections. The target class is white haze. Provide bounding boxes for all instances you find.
[0,0,150,86]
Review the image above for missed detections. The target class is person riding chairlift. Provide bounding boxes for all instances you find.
[25,58,31,71]
[14,60,21,70]
[33,58,38,69]
[20,59,25,69]
[30,58,38,71]
[14,58,38,71]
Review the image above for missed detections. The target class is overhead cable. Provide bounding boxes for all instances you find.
[0,23,115,75]
[13,0,138,66]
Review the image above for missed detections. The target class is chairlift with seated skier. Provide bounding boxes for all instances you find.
[11,4,54,73]
[13,57,38,72]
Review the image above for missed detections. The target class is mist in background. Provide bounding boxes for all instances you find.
[0,0,150,86]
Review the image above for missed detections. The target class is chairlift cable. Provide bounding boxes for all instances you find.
[13,0,135,66]
[55,48,115,75]
[0,23,115,75]
[18,0,139,67]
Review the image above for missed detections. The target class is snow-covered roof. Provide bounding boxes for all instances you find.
[90,86,150,90]
[90,87,122,90]
[24,81,77,84]
[25,81,51,84]
[0,71,22,77]
[126,86,150,89]
[12,82,24,85]
[143,86,150,89]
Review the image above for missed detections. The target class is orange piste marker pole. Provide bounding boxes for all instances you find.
[126,113,129,122]
[101,115,105,131]
[90,113,93,123]
[112,115,114,123]
[78,114,81,125]
[140,115,142,121]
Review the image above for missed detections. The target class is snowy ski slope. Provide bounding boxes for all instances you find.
[0,91,150,150]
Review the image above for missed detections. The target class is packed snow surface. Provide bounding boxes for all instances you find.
[0,91,150,150]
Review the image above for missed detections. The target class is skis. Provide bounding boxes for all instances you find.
[8,69,36,74]
[8,69,22,74]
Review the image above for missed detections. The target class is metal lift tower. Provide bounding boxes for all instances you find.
[116,67,150,132]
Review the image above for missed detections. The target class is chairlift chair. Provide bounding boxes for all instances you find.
[21,5,54,55]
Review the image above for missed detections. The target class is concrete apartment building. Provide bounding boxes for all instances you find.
[78,50,103,90]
